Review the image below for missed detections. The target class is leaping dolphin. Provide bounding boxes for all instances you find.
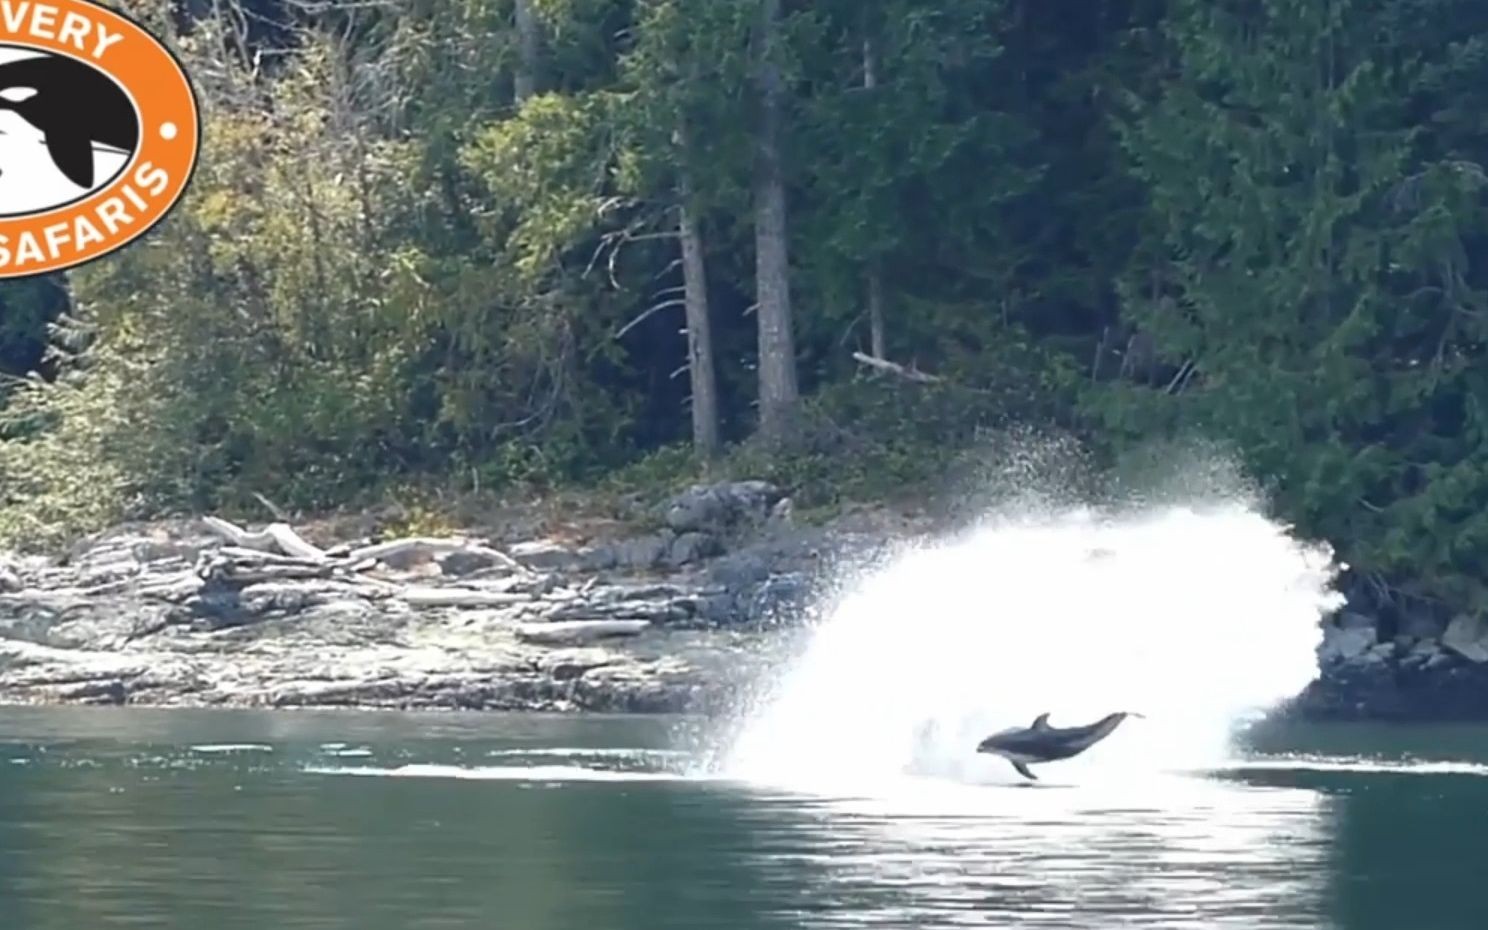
[975,711,1143,780]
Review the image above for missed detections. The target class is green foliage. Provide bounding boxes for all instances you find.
[1095,0,1488,610]
[0,352,155,550]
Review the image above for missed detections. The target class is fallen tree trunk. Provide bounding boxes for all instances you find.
[197,553,336,584]
[515,619,651,646]
[202,517,329,561]
[201,517,528,577]
[347,538,529,574]
[851,350,942,384]
[216,547,330,567]
[399,586,533,608]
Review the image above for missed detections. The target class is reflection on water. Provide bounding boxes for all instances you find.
[736,774,1334,929]
[2,708,1488,929]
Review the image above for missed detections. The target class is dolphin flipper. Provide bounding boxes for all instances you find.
[44,127,94,188]
[1011,760,1037,780]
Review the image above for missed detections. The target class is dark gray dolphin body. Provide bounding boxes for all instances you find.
[975,711,1142,780]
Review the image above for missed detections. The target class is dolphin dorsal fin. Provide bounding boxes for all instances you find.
[1031,712,1051,730]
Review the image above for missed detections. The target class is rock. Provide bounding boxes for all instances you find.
[0,565,18,593]
[1337,610,1377,631]
[1442,614,1488,663]
[505,541,583,573]
[707,526,829,588]
[61,679,129,705]
[438,549,505,576]
[664,532,722,568]
[708,549,774,588]
[1366,642,1397,662]
[0,503,1027,716]
[1401,638,1448,670]
[609,534,671,570]
[549,663,588,683]
[744,573,810,624]
[540,583,693,624]
[768,497,794,526]
[0,512,811,716]
[577,546,619,572]
[662,480,783,535]
[1412,638,1442,657]
[1317,623,1376,665]
[689,591,741,626]
[1399,611,1448,641]
[1424,651,1456,671]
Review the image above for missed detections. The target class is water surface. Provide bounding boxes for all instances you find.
[1,707,1485,929]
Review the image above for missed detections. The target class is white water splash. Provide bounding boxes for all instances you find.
[715,481,1345,793]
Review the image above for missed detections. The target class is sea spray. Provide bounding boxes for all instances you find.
[711,488,1345,793]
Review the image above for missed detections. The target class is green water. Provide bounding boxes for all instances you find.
[1,707,1486,929]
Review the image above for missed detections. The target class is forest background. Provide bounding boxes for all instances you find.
[2,0,1485,629]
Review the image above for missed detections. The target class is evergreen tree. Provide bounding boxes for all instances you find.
[1104,0,1488,610]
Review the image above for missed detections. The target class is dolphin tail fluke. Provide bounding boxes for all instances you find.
[1011,760,1037,780]
[45,128,95,188]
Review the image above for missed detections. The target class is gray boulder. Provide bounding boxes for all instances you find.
[611,534,672,570]
[1399,611,1448,641]
[505,541,584,574]
[1442,614,1488,663]
[1318,623,1376,665]
[664,532,722,569]
[662,481,783,535]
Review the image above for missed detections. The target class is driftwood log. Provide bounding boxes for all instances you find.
[347,538,527,574]
[399,586,532,608]
[202,517,329,561]
[201,517,530,577]
[514,619,651,646]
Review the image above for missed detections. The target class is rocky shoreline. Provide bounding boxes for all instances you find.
[4,478,1488,722]
[1287,606,1488,721]
[0,481,914,715]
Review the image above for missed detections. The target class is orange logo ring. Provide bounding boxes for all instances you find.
[0,0,200,278]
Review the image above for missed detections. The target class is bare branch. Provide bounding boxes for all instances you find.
[851,351,942,384]
[614,298,685,340]
[1164,359,1194,394]
[251,492,291,522]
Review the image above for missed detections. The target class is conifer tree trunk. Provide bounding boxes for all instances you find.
[678,164,721,461]
[862,32,885,360]
[752,0,800,444]
[514,0,540,102]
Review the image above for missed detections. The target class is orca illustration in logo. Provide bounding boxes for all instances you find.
[0,46,138,216]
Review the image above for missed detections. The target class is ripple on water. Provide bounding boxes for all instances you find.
[303,762,694,783]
